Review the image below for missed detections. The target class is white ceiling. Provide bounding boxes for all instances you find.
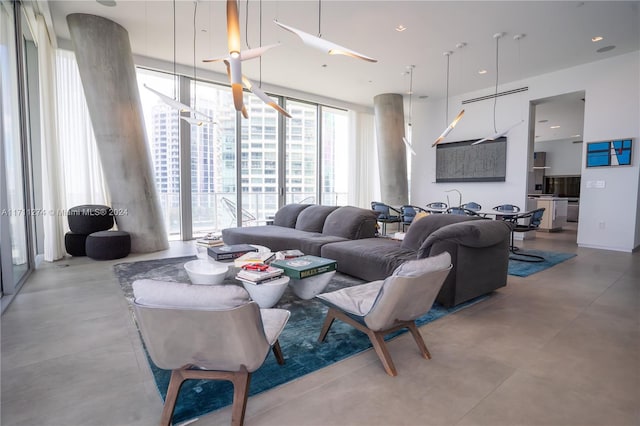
[48,1,639,108]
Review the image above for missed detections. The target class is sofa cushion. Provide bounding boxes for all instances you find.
[321,238,416,282]
[322,206,378,239]
[132,279,250,309]
[272,204,313,228]
[401,214,480,251]
[298,235,350,256]
[221,225,321,252]
[392,251,452,277]
[295,205,339,232]
[418,220,512,258]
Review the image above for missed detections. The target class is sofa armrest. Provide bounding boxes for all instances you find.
[418,220,511,258]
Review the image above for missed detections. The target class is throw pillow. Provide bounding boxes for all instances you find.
[133,279,250,309]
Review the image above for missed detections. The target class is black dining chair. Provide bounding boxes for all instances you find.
[425,202,448,213]
[508,208,546,262]
[461,202,482,212]
[371,202,401,235]
[400,205,427,231]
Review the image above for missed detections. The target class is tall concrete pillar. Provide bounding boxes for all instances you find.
[67,14,168,253]
[374,93,408,206]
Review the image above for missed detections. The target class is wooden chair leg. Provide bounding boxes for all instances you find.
[160,369,186,426]
[368,330,397,377]
[318,308,337,342]
[272,340,285,365]
[407,322,431,360]
[230,368,251,426]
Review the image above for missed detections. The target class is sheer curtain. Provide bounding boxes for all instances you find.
[348,111,379,208]
[36,14,66,261]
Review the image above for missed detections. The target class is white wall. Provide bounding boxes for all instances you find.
[411,51,640,252]
[535,138,582,176]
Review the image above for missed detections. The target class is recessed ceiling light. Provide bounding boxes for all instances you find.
[550,125,561,129]
[478,69,488,75]
[597,45,616,53]
[538,119,548,123]
[419,95,429,99]
[592,36,604,42]
[396,25,407,32]
[321,64,328,68]
[96,0,116,6]
[571,134,581,137]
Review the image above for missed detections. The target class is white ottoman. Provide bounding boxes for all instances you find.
[290,270,336,300]
[184,260,228,285]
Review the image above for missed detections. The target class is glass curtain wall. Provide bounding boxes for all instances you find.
[321,107,349,205]
[1,0,30,293]
[190,79,237,235]
[240,92,279,224]
[137,69,181,239]
[285,100,318,204]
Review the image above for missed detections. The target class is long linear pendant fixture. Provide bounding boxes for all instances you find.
[273,0,377,62]
[472,32,523,146]
[402,65,416,156]
[432,50,464,147]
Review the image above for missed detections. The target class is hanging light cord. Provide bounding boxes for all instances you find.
[259,0,263,87]
[408,67,413,126]
[445,54,450,125]
[318,0,322,38]
[493,35,500,133]
[245,0,251,49]
[193,1,197,112]
[173,0,177,101]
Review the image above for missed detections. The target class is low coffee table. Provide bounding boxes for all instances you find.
[236,276,290,308]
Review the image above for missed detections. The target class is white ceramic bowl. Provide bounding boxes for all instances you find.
[238,276,290,308]
[184,260,228,285]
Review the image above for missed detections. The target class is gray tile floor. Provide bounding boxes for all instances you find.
[2,224,639,426]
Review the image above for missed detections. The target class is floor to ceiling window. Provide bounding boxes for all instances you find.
[1,0,31,298]
[285,100,318,204]
[321,107,349,206]
[137,69,181,239]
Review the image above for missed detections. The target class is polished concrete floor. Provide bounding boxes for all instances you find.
[2,225,639,426]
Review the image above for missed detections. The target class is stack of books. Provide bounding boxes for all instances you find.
[234,251,276,267]
[236,264,284,284]
[275,249,305,260]
[196,233,224,247]
[208,244,258,261]
[271,255,337,279]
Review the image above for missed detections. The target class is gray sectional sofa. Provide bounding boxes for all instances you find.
[222,204,512,307]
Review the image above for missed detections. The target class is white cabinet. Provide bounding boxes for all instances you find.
[536,198,568,232]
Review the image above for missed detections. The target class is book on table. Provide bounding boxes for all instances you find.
[236,264,284,283]
[234,251,275,267]
[270,255,337,280]
[275,249,305,260]
[208,244,258,261]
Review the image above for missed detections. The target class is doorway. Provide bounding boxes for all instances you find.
[528,91,586,245]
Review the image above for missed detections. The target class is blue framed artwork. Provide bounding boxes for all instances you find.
[586,138,632,167]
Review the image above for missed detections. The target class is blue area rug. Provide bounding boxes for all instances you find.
[508,249,576,277]
[114,256,487,425]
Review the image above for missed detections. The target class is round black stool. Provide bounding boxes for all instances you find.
[64,232,88,256]
[85,230,131,260]
[68,204,114,234]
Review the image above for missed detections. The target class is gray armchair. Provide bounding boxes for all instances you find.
[132,280,290,426]
[316,252,452,376]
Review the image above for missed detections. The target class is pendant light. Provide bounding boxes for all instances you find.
[274,0,377,62]
[402,65,416,156]
[432,51,464,147]
[227,0,244,112]
[472,32,523,146]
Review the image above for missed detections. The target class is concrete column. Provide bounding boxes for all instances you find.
[67,14,168,253]
[374,93,408,206]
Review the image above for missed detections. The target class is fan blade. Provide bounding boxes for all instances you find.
[229,56,244,112]
[472,120,523,146]
[402,136,416,156]
[144,84,214,121]
[273,20,377,63]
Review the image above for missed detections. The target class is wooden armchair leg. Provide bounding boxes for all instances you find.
[407,322,431,360]
[160,369,186,426]
[318,308,337,342]
[368,331,397,377]
[230,368,251,426]
[272,340,285,365]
